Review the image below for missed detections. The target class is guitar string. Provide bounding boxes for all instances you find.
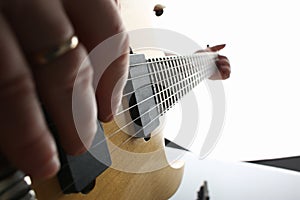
[30,61,215,198]
[115,56,217,116]
[105,65,216,156]
[126,52,217,81]
[127,51,217,72]
[90,62,216,153]
[30,57,217,197]
[122,52,218,97]
[122,54,213,97]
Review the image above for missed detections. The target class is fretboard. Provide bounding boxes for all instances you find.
[147,52,218,114]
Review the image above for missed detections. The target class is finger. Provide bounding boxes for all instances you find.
[63,0,129,122]
[195,44,226,54]
[210,55,231,80]
[217,56,231,79]
[0,14,59,179]
[3,0,97,155]
[208,44,226,52]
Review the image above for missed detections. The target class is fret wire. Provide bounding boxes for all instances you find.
[60,66,211,186]
[188,56,194,92]
[169,57,177,110]
[174,57,182,100]
[188,56,194,90]
[122,58,208,99]
[192,56,199,86]
[197,56,204,81]
[166,58,176,110]
[115,60,214,116]
[203,55,207,77]
[193,56,199,86]
[171,57,179,100]
[107,64,213,155]
[195,55,202,85]
[164,57,172,108]
[117,60,213,136]
[127,52,218,81]
[178,56,186,98]
[158,59,211,113]
[151,58,162,113]
[128,52,217,68]
[170,57,180,102]
[187,56,193,90]
[183,56,191,95]
[164,57,173,110]
[153,59,163,113]
[41,58,217,197]
[148,60,160,113]
[186,57,193,92]
[158,58,168,112]
[183,56,190,93]
[157,59,164,114]
[182,56,189,96]
[174,57,181,101]
[162,57,171,112]
[195,55,202,84]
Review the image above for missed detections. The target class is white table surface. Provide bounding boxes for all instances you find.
[165,147,300,200]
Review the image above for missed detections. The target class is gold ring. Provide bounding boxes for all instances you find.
[33,35,79,65]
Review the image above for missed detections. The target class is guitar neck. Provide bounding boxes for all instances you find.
[123,52,218,138]
[147,52,218,114]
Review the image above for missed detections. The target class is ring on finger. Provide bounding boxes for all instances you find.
[32,35,79,65]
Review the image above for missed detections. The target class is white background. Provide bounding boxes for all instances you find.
[121,0,300,161]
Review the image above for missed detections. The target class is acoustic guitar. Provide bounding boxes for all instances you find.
[0,0,220,199]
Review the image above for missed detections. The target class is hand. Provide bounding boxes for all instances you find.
[0,0,129,180]
[195,44,231,80]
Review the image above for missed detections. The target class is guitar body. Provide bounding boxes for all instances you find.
[34,120,184,200]
[34,1,185,199]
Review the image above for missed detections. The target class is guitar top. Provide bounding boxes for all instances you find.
[0,1,218,199]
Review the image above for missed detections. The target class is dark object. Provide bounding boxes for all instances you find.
[125,54,160,138]
[164,139,189,151]
[250,156,300,172]
[197,181,210,200]
[44,107,111,194]
[154,4,165,17]
[0,171,36,200]
[54,122,112,194]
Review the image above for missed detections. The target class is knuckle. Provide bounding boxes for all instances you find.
[73,61,94,91]
[38,45,93,94]
[16,128,57,166]
[65,46,94,92]
[0,72,35,100]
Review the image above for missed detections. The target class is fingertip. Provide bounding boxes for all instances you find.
[210,44,226,52]
[217,44,226,49]
[30,154,60,180]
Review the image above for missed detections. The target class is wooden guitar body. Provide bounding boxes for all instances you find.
[34,120,184,200]
[34,1,186,199]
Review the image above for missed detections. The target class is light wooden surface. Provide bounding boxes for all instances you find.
[34,120,184,200]
[34,1,185,199]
